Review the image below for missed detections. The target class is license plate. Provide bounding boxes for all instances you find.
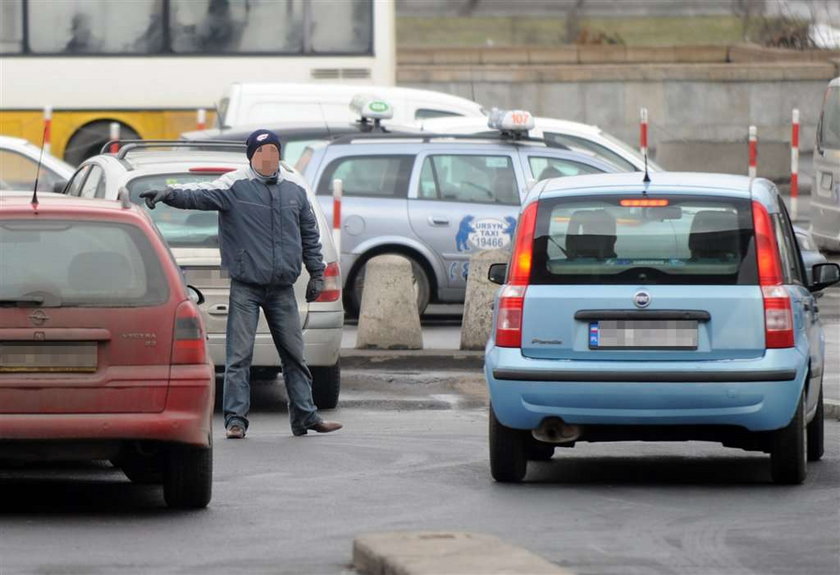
[589,320,698,350]
[0,342,97,372]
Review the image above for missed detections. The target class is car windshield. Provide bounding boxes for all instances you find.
[0,219,168,307]
[127,173,222,248]
[821,86,840,150]
[283,138,328,167]
[531,194,757,285]
[0,148,67,193]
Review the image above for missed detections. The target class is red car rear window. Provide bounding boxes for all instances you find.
[0,220,169,307]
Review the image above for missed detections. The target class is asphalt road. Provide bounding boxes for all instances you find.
[1,404,838,575]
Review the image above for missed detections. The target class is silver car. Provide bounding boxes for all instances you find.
[60,141,343,408]
[300,115,622,315]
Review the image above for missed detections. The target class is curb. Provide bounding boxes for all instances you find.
[353,531,573,575]
[826,399,840,421]
[340,348,483,370]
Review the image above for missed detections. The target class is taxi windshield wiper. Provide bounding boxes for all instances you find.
[0,295,46,307]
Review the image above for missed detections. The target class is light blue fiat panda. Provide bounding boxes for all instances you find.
[484,172,840,484]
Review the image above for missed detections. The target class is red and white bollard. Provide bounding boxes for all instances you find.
[43,106,52,156]
[197,108,207,131]
[640,107,649,158]
[748,126,757,179]
[109,122,120,154]
[790,109,800,220]
[332,179,343,256]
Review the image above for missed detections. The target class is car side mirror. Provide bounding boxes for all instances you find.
[809,263,840,292]
[187,285,205,305]
[53,180,68,194]
[488,263,507,285]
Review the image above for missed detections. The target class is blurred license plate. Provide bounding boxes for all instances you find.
[589,320,698,350]
[0,342,97,372]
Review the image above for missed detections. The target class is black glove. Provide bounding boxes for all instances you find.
[305,276,324,302]
[139,189,170,209]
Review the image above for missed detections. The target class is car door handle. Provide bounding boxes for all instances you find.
[428,216,450,226]
[208,304,228,316]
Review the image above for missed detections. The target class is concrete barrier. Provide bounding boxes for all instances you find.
[356,255,423,350]
[460,249,510,351]
[354,531,573,575]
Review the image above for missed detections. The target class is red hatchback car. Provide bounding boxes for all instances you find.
[0,192,214,508]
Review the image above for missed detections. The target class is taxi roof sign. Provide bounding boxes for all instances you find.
[350,94,394,121]
[487,108,535,134]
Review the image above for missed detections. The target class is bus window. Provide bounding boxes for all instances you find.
[170,0,303,53]
[28,0,163,54]
[0,0,22,53]
[310,0,372,53]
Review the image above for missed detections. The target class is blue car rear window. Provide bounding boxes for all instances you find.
[531,194,758,285]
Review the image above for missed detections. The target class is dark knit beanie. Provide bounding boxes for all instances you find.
[246,129,281,160]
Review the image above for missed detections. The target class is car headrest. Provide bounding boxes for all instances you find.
[565,209,617,259]
[688,210,740,260]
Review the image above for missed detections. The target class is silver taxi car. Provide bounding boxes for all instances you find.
[299,110,622,315]
[60,141,343,409]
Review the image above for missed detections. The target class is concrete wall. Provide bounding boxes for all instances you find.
[398,47,839,179]
[396,0,748,18]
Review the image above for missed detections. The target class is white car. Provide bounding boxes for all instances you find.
[0,135,75,193]
[419,115,662,174]
[61,141,344,409]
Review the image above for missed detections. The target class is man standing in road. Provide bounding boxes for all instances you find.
[140,129,342,439]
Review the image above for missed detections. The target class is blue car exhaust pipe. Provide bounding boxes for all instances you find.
[532,417,581,444]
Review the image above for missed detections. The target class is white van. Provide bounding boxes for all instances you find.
[812,76,840,252]
[216,82,486,128]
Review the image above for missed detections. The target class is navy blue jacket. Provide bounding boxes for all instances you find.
[163,165,324,286]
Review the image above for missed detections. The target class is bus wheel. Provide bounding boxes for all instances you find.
[64,121,139,165]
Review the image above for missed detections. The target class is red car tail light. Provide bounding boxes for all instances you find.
[495,284,527,348]
[172,300,207,364]
[494,202,537,348]
[314,262,341,303]
[752,201,794,348]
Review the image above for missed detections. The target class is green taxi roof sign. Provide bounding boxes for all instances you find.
[350,94,394,121]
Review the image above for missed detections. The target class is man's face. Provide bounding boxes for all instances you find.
[251,144,280,176]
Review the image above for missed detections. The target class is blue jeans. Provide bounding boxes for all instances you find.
[223,279,321,435]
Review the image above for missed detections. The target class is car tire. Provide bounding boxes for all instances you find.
[347,255,431,318]
[526,439,555,461]
[806,386,824,462]
[163,442,213,509]
[770,391,807,485]
[489,405,527,483]
[311,361,340,410]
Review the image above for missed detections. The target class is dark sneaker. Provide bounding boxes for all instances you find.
[226,425,246,439]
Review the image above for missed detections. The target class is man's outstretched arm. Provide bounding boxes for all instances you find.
[140,170,241,211]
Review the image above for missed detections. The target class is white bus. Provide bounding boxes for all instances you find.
[0,0,395,164]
